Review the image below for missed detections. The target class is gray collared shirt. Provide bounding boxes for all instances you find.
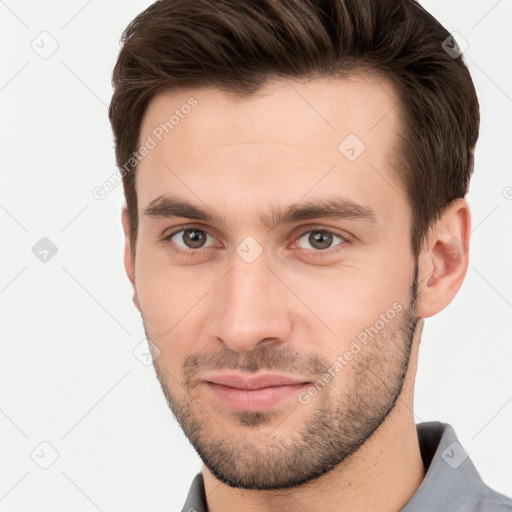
[181,421,512,511]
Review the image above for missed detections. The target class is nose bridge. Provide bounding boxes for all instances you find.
[215,247,290,352]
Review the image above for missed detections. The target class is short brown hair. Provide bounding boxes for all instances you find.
[108,0,479,257]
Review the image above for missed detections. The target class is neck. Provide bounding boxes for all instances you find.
[203,324,426,512]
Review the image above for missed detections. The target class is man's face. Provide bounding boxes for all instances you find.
[130,75,420,489]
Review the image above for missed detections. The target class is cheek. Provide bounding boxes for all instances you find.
[134,249,217,338]
[135,267,188,372]
[135,243,182,301]
[295,262,409,337]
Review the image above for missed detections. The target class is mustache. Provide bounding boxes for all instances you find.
[182,344,331,384]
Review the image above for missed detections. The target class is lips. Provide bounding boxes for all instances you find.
[203,373,312,411]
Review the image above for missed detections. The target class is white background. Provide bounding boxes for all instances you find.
[1,0,511,510]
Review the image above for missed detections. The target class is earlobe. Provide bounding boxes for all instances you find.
[121,206,141,312]
[416,198,471,319]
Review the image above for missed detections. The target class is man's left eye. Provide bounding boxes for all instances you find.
[295,229,346,251]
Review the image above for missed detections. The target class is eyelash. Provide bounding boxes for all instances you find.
[163,225,351,258]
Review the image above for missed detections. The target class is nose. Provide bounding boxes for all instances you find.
[212,250,293,353]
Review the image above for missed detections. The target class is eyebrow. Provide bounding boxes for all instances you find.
[142,194,377,229]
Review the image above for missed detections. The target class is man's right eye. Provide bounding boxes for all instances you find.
[167,227,215,247]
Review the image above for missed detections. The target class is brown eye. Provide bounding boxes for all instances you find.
[168,228,212,250]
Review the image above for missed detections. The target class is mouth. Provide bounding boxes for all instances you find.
[204,373,311,411]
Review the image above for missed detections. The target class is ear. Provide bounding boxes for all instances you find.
[416,198,471,319]
[121,205,141,312]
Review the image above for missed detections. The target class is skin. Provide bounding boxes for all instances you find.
[121,74,470,512]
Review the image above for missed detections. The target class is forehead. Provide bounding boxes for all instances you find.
[136,74,405,221]
[139,73,399,151]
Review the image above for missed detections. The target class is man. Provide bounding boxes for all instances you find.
[108,0,512,510]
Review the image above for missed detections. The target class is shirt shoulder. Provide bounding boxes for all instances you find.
[401,421,512,512]
[181,472,207,512]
